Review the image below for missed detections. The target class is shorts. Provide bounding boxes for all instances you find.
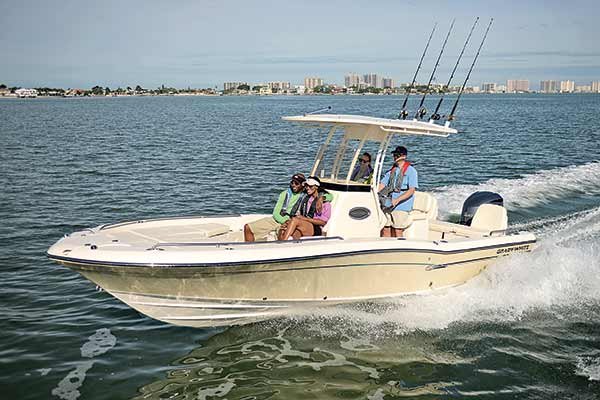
[247,217,281,240]
[384,210,411,229]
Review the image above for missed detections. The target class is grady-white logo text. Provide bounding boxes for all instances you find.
[496,244,531,255]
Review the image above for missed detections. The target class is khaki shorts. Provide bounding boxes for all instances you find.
[384,210,411,229]
[247,217,281,240]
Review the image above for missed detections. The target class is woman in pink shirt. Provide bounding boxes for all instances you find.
[279,176,331,240]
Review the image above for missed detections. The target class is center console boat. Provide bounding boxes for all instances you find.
[47,114,536,327]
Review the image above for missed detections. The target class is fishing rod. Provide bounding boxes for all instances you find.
[414,19,455,120]
[398,23,437,119]
[430,17,479,121]
[447,18,493,122]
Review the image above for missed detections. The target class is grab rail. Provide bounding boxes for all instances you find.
[100,214,243,231]
[147,236,344,250]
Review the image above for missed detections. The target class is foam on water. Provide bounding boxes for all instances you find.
[287,203,600,334]
[576,356,600,381]
[51,329,116,400]
[433,161,600,216]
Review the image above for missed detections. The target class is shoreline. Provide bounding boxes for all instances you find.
[1,92,599,100]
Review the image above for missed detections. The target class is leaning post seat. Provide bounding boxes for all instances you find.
[404,192,439,239]
[470,204,508,235]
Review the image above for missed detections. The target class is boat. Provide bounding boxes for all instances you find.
[47,114,537,328]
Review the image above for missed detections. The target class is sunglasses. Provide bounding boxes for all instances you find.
[290,180,303,185]
[360,159,369,163]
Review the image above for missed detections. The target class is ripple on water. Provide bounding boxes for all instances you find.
[2,95,600,399]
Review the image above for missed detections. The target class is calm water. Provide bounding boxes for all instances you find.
[1,94,600,399]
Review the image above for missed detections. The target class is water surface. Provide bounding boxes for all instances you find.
[1,94,600,399]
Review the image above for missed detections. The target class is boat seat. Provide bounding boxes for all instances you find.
[191,223,231,238]
[129,222,230,242]
[470,204,507,235]
[404,192,438,239]
[409,191,438,220]
[150,222,230,240]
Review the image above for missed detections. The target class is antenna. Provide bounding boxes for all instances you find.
[414,19,455,120]
[398,23,437,119]
[430,17,479,121]
[447,18,493,121]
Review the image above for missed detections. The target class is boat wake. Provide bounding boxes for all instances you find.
[432,161,600,216]
[281,204,600,335]
[576,355,600,382]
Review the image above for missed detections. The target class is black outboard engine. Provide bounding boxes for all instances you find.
[459,191,504,226]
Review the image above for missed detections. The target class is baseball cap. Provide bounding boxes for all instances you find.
[291,173,306,184]
[391,146,408,156]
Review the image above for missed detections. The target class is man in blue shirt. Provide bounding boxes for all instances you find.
[377,145,418,237]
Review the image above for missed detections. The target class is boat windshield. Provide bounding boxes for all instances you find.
[311,126,387,186]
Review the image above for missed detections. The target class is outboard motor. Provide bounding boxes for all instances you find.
[459,191,504,226]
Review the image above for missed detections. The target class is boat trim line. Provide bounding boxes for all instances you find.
[47,238,536,269]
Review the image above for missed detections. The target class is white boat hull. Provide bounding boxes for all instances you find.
[50,220,536,327]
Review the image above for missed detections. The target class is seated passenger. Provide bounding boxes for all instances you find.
[350,152,373,183]
[244,173,306,242]
[377,146,418,238]
[279,176,331,240]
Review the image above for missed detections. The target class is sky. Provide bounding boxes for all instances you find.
[1,0,599,89]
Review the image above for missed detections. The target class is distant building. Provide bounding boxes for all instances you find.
[344,73,361,87]
[293,85,306,94]
[496,84,507,93]
[224,82,246,91]
[382,77,394,88]
[592,81,600,93]
[482,83,496,93]
[540,80,559,93]
[363,73,381,88]
[268,81,291,92]
[575,85,591,93]
[560,80,575,93]
[304,77,323,89]
[471,86,481,93]
[15,88,38,98]
[507,80,529,93]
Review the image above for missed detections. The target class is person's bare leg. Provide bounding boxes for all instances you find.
[243,224,255,242]
[394,228,404,238]
[281,218,299,240]
[381,226,392,237]
[294,220,315,238]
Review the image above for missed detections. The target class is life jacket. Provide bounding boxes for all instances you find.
[380,161,411,197]
[288,193,323,218]
[279,188,294,216]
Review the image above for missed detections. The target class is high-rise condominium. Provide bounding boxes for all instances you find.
[363,73,381,88]
[344,73,361,87]
[304,77,324,89]
[224,82,247,91]
[482,83,496,93]
[382,78,394,88]
[507,80,529,92]
[560,80,575,93]
[540,80,559,93]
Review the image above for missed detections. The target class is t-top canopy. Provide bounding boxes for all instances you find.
[283,114,458,138]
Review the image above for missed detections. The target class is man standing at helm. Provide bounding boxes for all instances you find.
[378,146,418,237]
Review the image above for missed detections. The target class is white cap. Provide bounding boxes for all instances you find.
[305,177,320,187]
